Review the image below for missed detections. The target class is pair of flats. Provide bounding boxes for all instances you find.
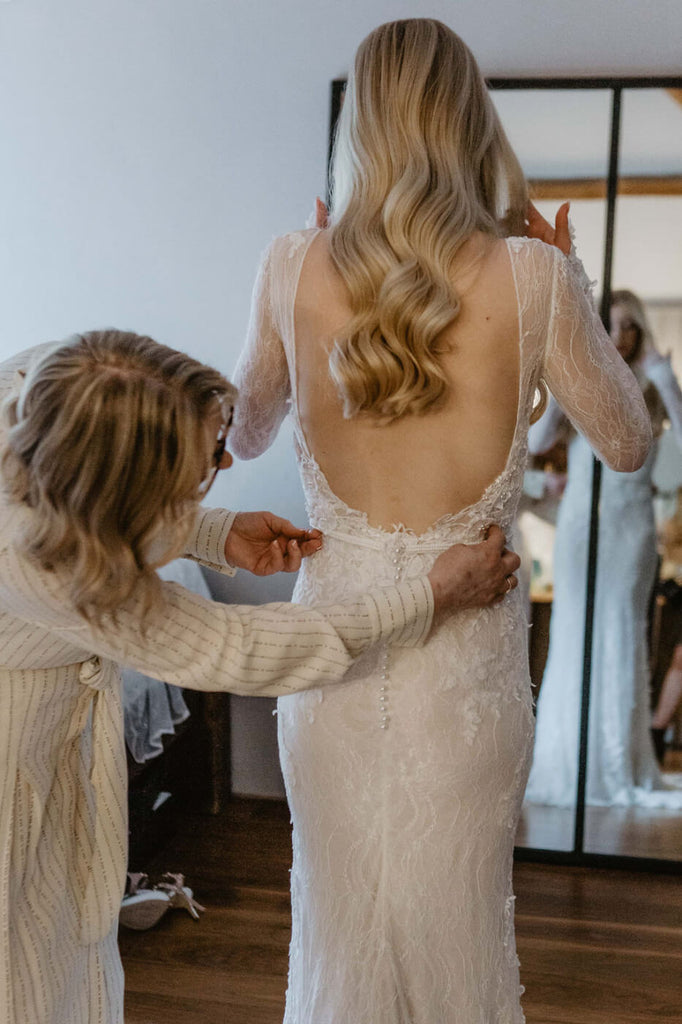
[119,872,206,931]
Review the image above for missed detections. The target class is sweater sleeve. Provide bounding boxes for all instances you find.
[0,536,433,697]
[182,506,237,577]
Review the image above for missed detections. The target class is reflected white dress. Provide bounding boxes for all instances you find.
[232,229,651,1023]
[526,358,682,808]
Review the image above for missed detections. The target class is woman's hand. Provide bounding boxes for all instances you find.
[526,201,571,255]
[427,525,521,614]
[315,197,329,228]
[225,511,323,575]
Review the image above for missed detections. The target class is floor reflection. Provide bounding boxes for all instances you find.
[518,754,682,858]
[518,800,682,858]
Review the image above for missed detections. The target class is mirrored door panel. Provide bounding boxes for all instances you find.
[490,88,613,852]
[585,88,682,859]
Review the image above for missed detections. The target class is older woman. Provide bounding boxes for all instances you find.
[0,329,519,1024]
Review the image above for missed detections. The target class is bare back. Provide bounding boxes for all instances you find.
[232,227,650,538]
[294,230,521,533]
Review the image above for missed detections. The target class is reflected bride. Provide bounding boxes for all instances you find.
[526,289,682,809]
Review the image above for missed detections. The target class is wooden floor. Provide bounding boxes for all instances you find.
[517,752,682,857]
[120,798,682,1024]
[517,797,682,857]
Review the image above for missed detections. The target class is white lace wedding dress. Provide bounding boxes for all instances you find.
[526,360,682,809]
[231,228,651,1024]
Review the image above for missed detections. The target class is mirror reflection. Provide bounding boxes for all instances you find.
[583,88,682,857]
[495,86,682,859]
[490,88,612,851]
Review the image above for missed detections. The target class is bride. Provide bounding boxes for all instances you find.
[230,18,652,1023]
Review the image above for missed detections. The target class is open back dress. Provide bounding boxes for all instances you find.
[231,228,651,1023]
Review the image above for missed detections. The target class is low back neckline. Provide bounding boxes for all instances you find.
[280,229,532,540]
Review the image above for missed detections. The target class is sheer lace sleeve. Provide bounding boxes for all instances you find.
[230,241,291,459]
[543,250,652,472]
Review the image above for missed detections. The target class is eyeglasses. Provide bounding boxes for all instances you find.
[212,432,228,469]
[199,406,233,497]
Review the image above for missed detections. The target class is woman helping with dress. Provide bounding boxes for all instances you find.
[0,330,517,1024]
[231,19,652,1022]
[526,289,682,808]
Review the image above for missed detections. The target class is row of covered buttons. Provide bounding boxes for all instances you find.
[380,535,407,730]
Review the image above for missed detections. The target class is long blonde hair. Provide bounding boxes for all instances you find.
[329,18,528,423]
[2,330,235,624]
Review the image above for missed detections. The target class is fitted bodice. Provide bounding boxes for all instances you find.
[232,228,651,547]
[280,230,547,554]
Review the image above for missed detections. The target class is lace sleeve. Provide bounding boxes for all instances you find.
[230,242,291,460]
[543,251,652,472]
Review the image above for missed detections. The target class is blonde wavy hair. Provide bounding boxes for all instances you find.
[329,18,528,422]
[2,330,236,624]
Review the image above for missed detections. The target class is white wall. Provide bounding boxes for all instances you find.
[1,0,681,795]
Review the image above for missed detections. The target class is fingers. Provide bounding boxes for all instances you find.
[315,197,329,229]
[525,201,551,243]
[526,200,571,255]
[282,538,303,573]
[291,527,322,558]
[497,545,520,602]
[265,514,307,540]
[525,200,541,228]
[265,515,323,548]
[299,536,323,557]
[286,532,323,565]
[504,573,519,594]
[483,524,506,551]
[554,201,571,255]
[492,572,519,604]
[501,548,521,575]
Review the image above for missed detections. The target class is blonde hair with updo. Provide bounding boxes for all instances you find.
[329,18,528,423]
[2,330,236,624]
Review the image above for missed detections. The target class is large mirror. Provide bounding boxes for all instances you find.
[489,87,613,854]
[489,80,682,867]
[330,78,682,869]
[583,86,682,859]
